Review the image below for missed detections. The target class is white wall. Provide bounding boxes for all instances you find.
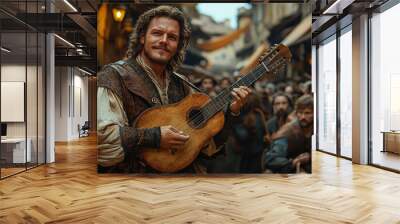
[54,67,89,141]
[55,66,69,141]
[1,65,26,142]
[77,71,89,138]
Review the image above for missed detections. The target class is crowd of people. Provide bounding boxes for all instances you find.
[195,75,313,173]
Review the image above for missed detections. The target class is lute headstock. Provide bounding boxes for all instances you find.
[258,44,292,77]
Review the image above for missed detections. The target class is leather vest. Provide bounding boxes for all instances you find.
[97,59,191,127]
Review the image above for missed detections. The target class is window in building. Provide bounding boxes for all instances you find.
[317,35,337,155]
[370,2,400,171]
[339,26,352,158]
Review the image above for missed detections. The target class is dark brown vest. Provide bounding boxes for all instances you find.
[97,59,191,127]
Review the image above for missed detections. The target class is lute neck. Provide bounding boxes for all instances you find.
[199,62,270,122]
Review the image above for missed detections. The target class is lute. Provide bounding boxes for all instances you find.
[135,44,292,172]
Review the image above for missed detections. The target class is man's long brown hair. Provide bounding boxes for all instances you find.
[125,5,191,71]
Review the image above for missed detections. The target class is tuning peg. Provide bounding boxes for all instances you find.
[259,52,272,63]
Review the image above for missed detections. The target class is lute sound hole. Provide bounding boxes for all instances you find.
[187,108,206,129]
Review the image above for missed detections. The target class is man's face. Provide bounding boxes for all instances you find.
[273,96,289,116]
[285,86,293,95]
[296,108,313,128]
[220,79,230,89]
[140,17,180,65]
[201,78,215,93]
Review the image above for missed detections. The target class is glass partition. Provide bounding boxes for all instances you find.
[1,31,28,177]
[0,0,46,179]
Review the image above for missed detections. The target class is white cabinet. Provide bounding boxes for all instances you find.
[1,138,32,163]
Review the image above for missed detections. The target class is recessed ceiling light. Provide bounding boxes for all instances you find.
[54,34,75,48]
[63,0,78,12]
[1,47,11,53]
[322,0,353,15]
[78,67,93,76]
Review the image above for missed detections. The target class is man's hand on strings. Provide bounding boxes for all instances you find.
[229,86,252,115]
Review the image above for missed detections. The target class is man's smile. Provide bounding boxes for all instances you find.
[153,46,170,53]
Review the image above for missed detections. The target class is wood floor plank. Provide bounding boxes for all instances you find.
[0,135,400,223]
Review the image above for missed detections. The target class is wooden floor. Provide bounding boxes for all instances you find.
[372,150,400,171]
[1,163,44,178]
[1,167,26,178]
[1,135,400,223]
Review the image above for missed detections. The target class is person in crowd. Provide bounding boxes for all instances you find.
[284,85,294,96]
[276,82,286,92]
[259,83,274,122]
[200,76,218,97]
[231,92,267,173]
[263,95,313,173]
[302,80,312,96]
[218,77,232,93]
[264,83,276,96]
[265,92,293,141]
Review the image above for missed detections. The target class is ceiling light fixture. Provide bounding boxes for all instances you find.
[323,0,342,14]
[54,34,75,48]
[63,0,78,12]
[322,0,354,15]
[76,49,85,55]
[1,47,11,53]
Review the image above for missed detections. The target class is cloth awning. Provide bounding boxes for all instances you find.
[282,14,311,47]
[238,42,269,76]
[197,20,250,52]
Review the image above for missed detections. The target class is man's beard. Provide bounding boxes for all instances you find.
[276,110,288,120]
[144,47,170,65]
[276,110,288,128]
[299,119,312,128]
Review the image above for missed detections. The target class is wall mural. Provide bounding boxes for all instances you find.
[97,3,312,174]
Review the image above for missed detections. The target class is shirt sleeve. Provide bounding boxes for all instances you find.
[264,138,295,173]
[97,86,127,167]
[97,87,161,167]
